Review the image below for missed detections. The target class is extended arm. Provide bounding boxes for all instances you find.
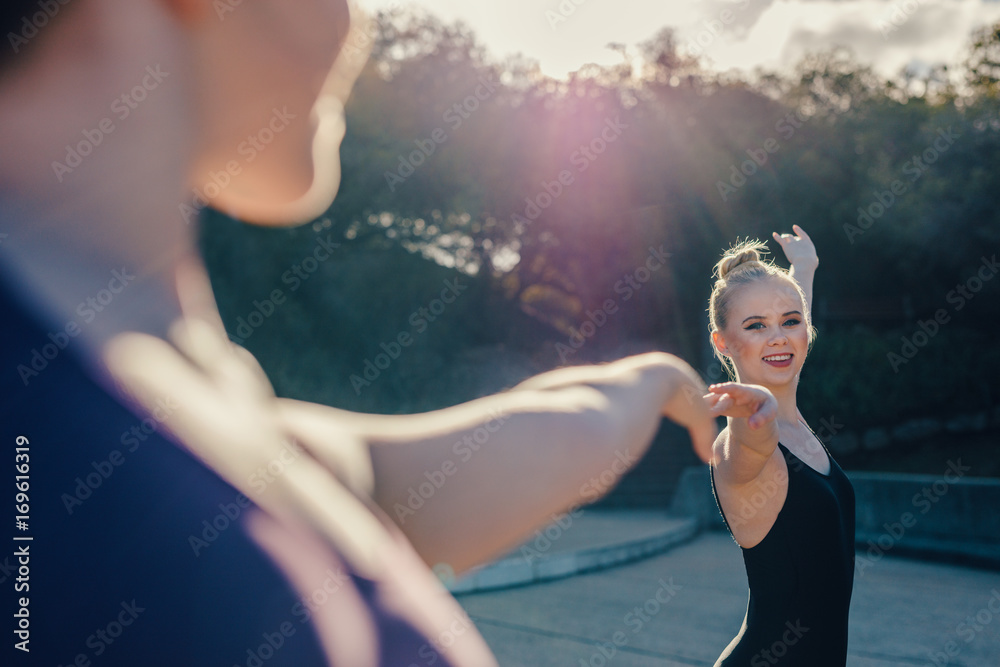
[276,352,716,575]
[705,382,779,485]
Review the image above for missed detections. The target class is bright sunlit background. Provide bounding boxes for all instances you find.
[203,0,1000,489]
[365,0,1000,79]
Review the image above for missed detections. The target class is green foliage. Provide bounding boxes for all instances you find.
[201,10,1000,437]
[799,325,1000,430]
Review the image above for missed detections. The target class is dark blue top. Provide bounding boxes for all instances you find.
[0,276,335,666]
[0,276,493,666]
[711,438,856,666]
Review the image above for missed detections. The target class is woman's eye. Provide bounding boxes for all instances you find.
[783,318,801,326]
[744,322,764,330]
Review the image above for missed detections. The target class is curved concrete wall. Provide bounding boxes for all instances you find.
[670,465,1000,569]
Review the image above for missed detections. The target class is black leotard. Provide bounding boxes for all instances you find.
[711,435,855,666]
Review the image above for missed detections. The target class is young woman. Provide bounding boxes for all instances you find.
[0,1,723,664]
[705,226,855,666]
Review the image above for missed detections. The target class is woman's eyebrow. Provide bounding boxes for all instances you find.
[741,310,802,324]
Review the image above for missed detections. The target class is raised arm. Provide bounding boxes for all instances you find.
[276,352,716,575]
[772,224,818,313]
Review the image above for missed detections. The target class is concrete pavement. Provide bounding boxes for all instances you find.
[455,512,1000,666]
[446,511,697,594]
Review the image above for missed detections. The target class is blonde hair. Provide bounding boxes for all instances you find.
[708,239,816,377]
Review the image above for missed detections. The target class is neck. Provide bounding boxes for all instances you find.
[768,379,801,425]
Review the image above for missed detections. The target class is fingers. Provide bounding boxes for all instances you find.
[705,382,777,433]
[705,393,733,417]
[703,392,724,408]
[707,382,754,404]
[773,225,811,244]
[747,392,778,430]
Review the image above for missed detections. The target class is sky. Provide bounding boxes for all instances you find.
[362,0,1000,79]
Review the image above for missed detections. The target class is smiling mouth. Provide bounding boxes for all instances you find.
[763,354,793,367]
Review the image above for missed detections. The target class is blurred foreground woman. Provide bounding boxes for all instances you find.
[705,227,856,666]
[0,1,734,664]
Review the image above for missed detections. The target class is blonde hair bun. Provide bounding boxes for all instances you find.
[714,239,770,280]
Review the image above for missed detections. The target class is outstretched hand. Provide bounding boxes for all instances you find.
[704,382,777,430]
[772,224,818,272]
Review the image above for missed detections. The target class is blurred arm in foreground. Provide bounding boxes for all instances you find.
[0,0,717,663]
[278,352,717,574]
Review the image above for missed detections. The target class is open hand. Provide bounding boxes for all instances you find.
[704,382,777,430]
[772,224,818,272]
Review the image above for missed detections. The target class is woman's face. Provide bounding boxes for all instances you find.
[187,0,366,225]
[713,276,810,388]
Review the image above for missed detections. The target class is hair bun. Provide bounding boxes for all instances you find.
[715,240,770,280]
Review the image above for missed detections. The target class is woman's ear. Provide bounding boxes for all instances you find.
[711,330,730,357]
